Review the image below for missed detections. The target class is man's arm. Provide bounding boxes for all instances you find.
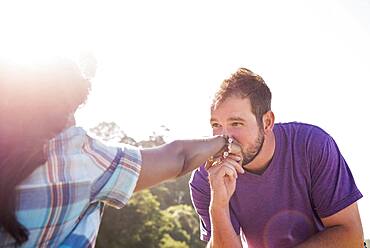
[206,156,245,248]
[135,136,238,191]
[295,202,364,248]
[206,206,243,248]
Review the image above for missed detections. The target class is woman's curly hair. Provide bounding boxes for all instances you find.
[0,58,91,245]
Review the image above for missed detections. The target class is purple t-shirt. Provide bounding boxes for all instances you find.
[189,122,362,248]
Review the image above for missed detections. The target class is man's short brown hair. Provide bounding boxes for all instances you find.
[211,68,271,127]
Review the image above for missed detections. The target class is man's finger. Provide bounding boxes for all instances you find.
[223,157,244,174]
[229,142,242,156]
[219,161,238,179]
[227,154,242,163]
[223,164,238,179]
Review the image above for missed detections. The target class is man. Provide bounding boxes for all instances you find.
[0,58,241,247]
[189,68,364,247]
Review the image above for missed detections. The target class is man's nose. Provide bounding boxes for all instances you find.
[221,128,233,138]
[212,126,233,136]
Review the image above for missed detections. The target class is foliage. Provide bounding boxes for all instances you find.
[96,190,165,248]
[160,234,189,248]
[92,122,204,248]
[162,205,204,248]
[150,175,193,209]
[90,121,166,148]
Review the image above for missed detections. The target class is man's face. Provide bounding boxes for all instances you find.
[210,96,265,166]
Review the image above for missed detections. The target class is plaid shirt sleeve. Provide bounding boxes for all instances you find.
[83,135,142,209]
[0,127,143,248]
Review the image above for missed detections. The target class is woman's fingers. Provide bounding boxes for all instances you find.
[206,154,244,174]
[207,156,244,177]
[228,143,243,160]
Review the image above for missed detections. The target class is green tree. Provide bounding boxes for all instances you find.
[92,122,204,248]
[96,190,166,248]
[150,174,193,210]
[163,205,204,248]
[160,234,188,248]
[90,122,130,143]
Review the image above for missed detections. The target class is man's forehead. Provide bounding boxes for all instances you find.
[210,97,254,122]
[211,98,251,113]
[210,115,247,122]
[212,95,251,109]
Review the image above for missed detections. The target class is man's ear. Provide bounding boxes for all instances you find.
[263,111,275,133]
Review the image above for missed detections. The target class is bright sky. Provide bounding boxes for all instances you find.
[1,0,369,239]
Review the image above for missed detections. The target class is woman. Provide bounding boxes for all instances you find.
[0,58,240,247]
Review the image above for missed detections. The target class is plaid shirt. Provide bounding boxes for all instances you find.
[0,127,142,247]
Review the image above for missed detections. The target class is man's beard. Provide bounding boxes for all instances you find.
[241,128,265,166]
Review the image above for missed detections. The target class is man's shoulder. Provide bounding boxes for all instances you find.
[275,122,331,138]
[274,122,334,152]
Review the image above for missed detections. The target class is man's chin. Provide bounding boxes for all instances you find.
[241,152,259,167]
[242,158,252,167]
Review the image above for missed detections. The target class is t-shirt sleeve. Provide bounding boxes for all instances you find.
[309,132,362,218]
[189,166,241,242]
[85,137,142,208]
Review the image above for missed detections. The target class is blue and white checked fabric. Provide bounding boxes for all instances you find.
[0,126,142,247]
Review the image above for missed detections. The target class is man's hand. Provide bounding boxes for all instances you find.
[207,155,244,208]
[206,150,245,248]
